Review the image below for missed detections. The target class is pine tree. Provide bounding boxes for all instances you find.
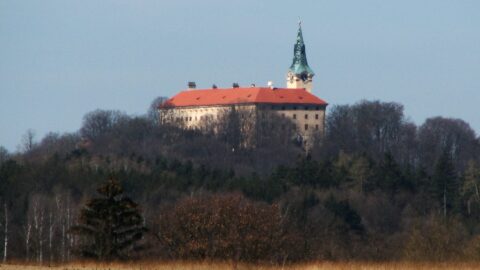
[375,152,405,194]
[71,178,147,260]
[432,149,458,220]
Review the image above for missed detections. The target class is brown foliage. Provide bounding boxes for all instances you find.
[153,193,284,263]
[403,215,468,261]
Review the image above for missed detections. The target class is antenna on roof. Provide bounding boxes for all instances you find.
[267,81,274,89]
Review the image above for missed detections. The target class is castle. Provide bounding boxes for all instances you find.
[159,23,327,148]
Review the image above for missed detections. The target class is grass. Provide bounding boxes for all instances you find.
[2,262,480,270]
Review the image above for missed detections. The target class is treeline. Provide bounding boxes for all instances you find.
[0,99,479,263]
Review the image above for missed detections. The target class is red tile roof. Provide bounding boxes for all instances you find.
[161,87,328,108]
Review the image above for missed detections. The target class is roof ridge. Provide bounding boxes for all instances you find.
[162,87,327,108]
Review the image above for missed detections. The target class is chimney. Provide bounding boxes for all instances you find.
[212,84,218,89]
[250,83,256,87]
[232,83,239,88]
[188,81,196,89]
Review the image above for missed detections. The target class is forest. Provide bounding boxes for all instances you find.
[0,99,479,264]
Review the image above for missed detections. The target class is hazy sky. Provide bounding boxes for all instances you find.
[1,0,479,152]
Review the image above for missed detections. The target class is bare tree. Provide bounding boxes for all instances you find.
[24,215,32,261]
[35,132,80,157]
[80,110,128,140]
[0,201,8,263]
[20,129,36,152]
[325,101,408,162]
[48,211,54,264]
[54,192,76,263]
[419,117,479,173]
[29,195,46,264]
[56,195,67,263]
[147,96,168,125]
[0,146,8,165]
[461,160,480,215]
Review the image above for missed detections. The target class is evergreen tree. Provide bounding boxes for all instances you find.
[432,149,459,219]
[293,155,319,186]
[71,178,147,260]
[324,195,365,234]
[349,155,373,192]
[376,152,406,193]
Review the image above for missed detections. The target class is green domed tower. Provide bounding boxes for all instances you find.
[286,22,315,93]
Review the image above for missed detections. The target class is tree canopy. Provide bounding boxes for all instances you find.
[71,179,147,260]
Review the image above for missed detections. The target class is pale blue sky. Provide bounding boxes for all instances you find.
[1,1,479,151]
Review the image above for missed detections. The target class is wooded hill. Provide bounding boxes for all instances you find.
[0,99,479,263]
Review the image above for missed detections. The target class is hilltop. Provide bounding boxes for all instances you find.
[0,99,479,263]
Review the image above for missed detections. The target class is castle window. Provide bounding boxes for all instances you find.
[315,114,319,119]
[315,124,319,130]
[293,106,297,110]
[305,124,309,130]
[281,106,286,110]
[305,114,308,119]
[189,117,192,121]
[293,114,297,119]
[316,106,320,110]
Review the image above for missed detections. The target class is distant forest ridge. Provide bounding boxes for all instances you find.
[0,98,479,263]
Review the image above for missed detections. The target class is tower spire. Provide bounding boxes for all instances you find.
[287,22,315,92]
[290,21,314,76]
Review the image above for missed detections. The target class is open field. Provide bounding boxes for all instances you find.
[2,262,480,270]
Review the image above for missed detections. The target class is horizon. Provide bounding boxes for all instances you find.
[1,0,479,152]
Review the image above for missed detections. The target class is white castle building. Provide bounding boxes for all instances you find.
[159,23,327,147]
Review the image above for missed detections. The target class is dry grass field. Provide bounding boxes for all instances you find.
[2,262,480,270]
